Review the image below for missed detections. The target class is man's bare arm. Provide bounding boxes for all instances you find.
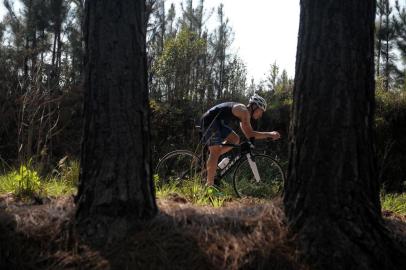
[232,104,280,140]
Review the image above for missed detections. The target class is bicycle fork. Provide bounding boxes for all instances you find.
[246,153,261,182]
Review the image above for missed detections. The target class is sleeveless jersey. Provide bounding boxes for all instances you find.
[201,102,240,127]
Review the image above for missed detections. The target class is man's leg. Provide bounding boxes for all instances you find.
[220,131,240,155]
[206,132,240,186]
[206,145,222,186]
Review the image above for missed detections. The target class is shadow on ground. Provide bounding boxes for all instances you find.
[4,194,405,270]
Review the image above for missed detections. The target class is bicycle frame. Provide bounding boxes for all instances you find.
[155,137,285,198]
[215,141,261,182]
[196,123,272,183]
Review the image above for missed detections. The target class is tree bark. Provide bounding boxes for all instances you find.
[284,1,406,269]
[76,0,158,246]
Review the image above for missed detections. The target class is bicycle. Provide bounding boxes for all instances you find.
[154,137,285,198]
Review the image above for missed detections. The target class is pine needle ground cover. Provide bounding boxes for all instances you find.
[0,195,304,270]
[0,193,405,270]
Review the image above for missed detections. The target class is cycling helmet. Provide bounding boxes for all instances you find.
[249,94,267,111]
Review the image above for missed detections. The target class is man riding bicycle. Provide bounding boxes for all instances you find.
[200,94,281,187]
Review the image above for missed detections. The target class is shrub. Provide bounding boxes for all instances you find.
[375,88,406,192]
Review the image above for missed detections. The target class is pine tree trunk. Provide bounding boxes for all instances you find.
[31,27,37,75]
[385,7,390,91]
[284,1,406,269]
[76,0,158,246]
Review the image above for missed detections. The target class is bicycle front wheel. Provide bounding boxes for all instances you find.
[155,150,202,187]
[233,154,285,198]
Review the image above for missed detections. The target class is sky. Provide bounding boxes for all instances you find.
[0,0,300,81]
[202,0,300,81]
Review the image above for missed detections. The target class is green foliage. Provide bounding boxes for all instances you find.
[0,165,41,197]
[381,192,406,215]
[0,160,78,198]
[375,85,406,115]
[0,172,19,194]
[152,28,207,102]
[149,4,248,104]
[150,100,203,164]
[155,28,206,76]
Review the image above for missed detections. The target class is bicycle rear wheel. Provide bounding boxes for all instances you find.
[155,150,202,187]
[233,154,285,198]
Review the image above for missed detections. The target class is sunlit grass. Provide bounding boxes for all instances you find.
[381,193,406,215]
[1,161,405,214]
[42,179,77,197]
[0,173,18,194]
[0,165,41,198]
[0,160,79,199]
[154,174,232,207]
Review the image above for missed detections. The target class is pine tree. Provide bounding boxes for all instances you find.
[167,3,176,38]
[76,0,157,246]
[266,61,280,92]
[376,0,400,90]
[65,0,84,85]
[393,0,406,89]
[277,69,290,93]
[285,0,406,268]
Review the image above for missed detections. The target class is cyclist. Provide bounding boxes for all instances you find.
[200,94,281,187]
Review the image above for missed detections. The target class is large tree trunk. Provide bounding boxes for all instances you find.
[76,0,158,246]
[284,1,406,269]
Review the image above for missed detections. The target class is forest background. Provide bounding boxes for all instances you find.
[0,0,405,193]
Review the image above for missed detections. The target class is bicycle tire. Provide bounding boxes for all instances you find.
[233,154,285,198]
[155,150,202,187]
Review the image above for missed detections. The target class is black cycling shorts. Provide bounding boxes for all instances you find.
[200,118,233,146]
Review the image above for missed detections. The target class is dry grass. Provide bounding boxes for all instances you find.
[1,194,405,270]
[0,195,108,270]
[154,197,300,270]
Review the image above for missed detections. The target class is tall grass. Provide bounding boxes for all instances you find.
[1,159,405,215]
[44,159,79,196]
[381,193,406,215]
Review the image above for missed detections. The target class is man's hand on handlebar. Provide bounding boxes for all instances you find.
[268,131,281,141]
